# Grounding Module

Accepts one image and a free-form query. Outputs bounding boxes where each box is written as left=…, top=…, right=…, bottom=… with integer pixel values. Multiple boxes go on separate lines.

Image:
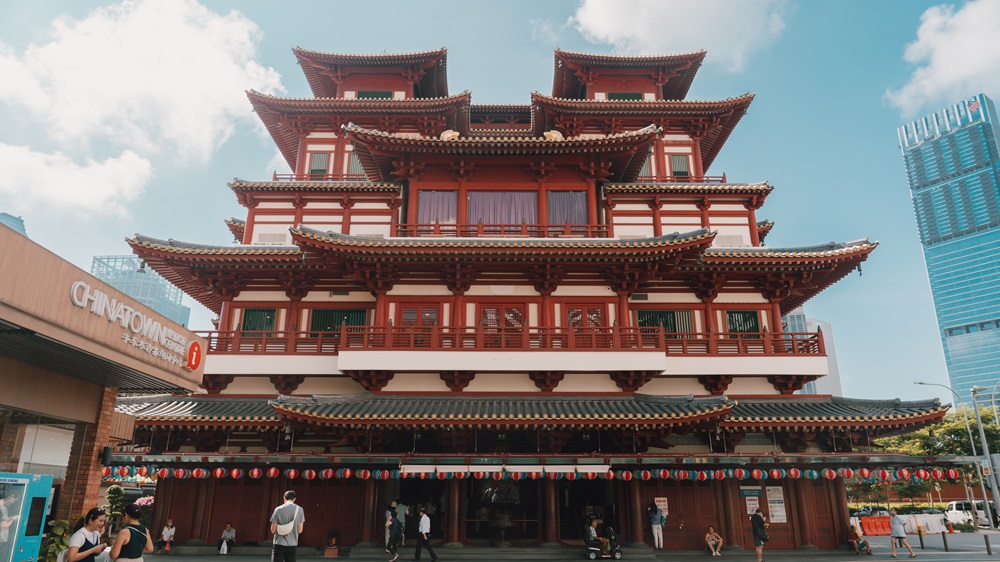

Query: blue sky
left=2, top=0, right=998, bottom=402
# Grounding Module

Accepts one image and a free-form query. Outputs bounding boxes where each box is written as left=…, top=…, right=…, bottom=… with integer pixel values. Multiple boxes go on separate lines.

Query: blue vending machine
left=0, top=473, right=54, bottom=562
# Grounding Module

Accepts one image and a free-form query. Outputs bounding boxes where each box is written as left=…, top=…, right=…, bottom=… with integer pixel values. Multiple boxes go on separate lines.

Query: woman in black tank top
left=110, top=504, right=152, bottom=561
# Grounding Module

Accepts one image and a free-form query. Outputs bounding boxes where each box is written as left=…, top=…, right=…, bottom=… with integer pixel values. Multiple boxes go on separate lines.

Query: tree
left=878, top=408, right=1000, bottom=458
left=105, top=484, right=125, bottom=530
left=892, top=479, right=933, bottom=506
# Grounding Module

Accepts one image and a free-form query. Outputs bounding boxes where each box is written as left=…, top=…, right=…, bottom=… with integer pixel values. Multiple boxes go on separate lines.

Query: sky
left=2, top=0, right=999, bottom=403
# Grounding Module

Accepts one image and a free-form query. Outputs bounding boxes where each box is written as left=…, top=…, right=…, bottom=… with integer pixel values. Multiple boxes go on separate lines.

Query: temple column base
left=540, top=542, right=562, bottom=548
left=442, top=542, right=464, bottom=548
left=798, top=544, right=818, bottom=549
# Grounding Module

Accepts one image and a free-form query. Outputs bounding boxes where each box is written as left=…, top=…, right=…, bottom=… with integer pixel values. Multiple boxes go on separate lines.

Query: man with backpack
left=270, top=491, right=304, bottom=562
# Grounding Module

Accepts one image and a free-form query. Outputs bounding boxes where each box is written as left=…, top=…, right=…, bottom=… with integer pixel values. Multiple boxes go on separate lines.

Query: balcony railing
left=271, top=172, right=369, bottom=182
left=198, top=327, right=824, bottom=356
left=635, top=174, right=728, bottom=183
left=395, top=224, right=610, bottom=238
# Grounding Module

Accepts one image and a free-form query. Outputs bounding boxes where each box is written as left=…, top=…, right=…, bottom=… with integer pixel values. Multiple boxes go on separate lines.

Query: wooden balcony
left=635, top=174, right=728, bottom=183
left=198, top=327, right=824, bottom=356
left=271, top=172, right=368, bottom=182
left=395, top=223, right=610, bottom=238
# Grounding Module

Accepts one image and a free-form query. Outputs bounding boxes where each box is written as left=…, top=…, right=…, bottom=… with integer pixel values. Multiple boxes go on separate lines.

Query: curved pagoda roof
left=531, top=91, right=754, bottom=170
left=604, top=181, right=772, bottom=196
left=552, top=48, right=706, bottom=101
left=225, top=217, right=245, bottom=242
left=343, top=123, right=661, bottom=183
left=723, top=397, right=947, bottom=436
left=271, top=393, right=733, bottom=429
left=228, top=178, right=402, bottom=207
left=293, top=46, right=448, bottom=99
left=247, top=89, right=471, bottom=170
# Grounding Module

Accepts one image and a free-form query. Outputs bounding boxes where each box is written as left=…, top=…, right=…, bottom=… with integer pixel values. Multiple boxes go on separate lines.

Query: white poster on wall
left=766, top=485, right=787, bottom=523
left=740, top=486, right=762, bottom=514
left=654, top=497, right=669, bottom=515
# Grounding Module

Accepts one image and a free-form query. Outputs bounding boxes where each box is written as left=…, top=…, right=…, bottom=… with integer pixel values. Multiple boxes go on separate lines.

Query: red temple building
left=117, top=47, right=951, bottom=552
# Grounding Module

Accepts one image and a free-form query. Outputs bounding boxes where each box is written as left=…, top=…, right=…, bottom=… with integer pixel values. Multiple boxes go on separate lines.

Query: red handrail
left=195, top=328, right=824, bottom=356
left=395, top=224, right=610, bottom=238
left=635, top=174, right=728, bottom=183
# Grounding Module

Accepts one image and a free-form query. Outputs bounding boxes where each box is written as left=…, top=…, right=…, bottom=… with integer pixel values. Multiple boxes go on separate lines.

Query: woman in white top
left=68, top=508, right=107, bottom=562
left=889, top=509, right=916, bottom=558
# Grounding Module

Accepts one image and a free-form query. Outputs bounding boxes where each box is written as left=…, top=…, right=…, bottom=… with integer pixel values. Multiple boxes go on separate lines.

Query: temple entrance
left=398, top=479, right=446, bottom=540
left=559, top=479, right=617, bottom=541
left=464, top=478, right=540, bottom=545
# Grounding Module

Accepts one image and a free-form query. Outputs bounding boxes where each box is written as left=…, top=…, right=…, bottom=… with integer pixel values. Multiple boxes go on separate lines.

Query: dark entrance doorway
left=398, top=479, right=446, bottom=541
left=559, top=479, right=617, bottom=541
left=464, top=478, right=540, bottom=545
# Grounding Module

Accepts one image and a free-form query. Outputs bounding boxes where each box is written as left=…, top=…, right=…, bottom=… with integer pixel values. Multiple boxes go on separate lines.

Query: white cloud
left=265, top=149, right=292, bottom=178
left=0, top=0, right=283, bottom=163
left=571, top=0, right=788, bottom=72
left=0, top=144, right=152, bottom=216
left=885, top=0, right=1000, bottom=116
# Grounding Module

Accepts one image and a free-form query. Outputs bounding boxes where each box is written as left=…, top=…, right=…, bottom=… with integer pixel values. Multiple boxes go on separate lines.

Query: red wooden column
left=691, top=139, right=705, bottom=177
left=793, top=480, right=817, bottom=548
left=359, top=478, right=377, bottom=544
left=650, top=199, right=663, bottom=237
left=627, top=478, right=644, bottom=546
left=242, top=200, right=258, bottom=244
left=542, top=478, right=559, bottom=544
left=720, top=479, right=743, bottom=549
left=831, top=478, right=850, bottom=548
left=445, top=477, right=462, bottom=545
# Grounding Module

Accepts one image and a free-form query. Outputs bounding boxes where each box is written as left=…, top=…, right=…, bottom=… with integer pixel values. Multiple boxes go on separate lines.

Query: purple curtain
left=417, top=191, right=458, bottom=223
left=468, top=191, right=537, bottom=224
left=547, top=191, right=587, bottom=224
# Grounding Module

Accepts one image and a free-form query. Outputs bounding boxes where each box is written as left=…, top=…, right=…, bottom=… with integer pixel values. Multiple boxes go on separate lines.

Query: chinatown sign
left=70, top=280, right=202, bottom=371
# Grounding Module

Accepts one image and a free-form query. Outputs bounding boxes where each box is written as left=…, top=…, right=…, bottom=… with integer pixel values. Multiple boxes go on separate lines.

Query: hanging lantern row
left=102, top=465, right=966, bottom=482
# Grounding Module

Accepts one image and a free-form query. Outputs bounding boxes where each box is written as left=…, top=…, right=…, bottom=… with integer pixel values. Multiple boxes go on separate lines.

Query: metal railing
left=395, top=223, right=610, bottom=238
left=197, top=327, right=824, bottom=356
left=634, top=174, right=728, bottom=183
left=271, top=172, right=369, bottom=182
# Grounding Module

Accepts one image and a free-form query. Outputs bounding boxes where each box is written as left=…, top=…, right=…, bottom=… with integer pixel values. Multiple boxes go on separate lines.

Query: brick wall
left=58, top=385, right=118, bottom=520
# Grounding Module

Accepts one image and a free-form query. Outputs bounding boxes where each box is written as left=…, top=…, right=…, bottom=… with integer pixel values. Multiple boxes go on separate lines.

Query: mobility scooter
left=585, top=526, right=623, bottom=560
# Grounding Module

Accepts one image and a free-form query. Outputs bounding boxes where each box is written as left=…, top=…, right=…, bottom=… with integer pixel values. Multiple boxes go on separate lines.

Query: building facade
left=783, top=308, right=842, bottom=396
left=118, top=47, right=951, bottom=552
left=91, top=255, right=192, bottom=327
left=898, top=93, right=1000, bottom=399
left=0, top=213, right=26, bottom=237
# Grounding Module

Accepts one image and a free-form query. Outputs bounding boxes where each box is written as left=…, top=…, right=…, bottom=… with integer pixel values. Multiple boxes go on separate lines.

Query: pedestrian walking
left=384, top=509, right=400, bottom=562
left=647, top=502, right=664, bottom=549
left=110, top=504, right=153, bottom=562
left=269, top=491, right=305, bottom=562
left=394, top=499, right=409, bottom=546
left=889, top=509, right=916, bottom=558
left=413, top=506, right=437, bottom=562
left=750, top=508, right=768, bottom=562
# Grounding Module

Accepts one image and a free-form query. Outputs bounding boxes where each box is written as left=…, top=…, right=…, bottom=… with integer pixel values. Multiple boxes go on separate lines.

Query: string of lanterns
left=102, top=466, right=963, bottom=482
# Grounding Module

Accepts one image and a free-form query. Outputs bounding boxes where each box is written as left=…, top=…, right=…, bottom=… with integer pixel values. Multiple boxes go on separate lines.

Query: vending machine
left=0, top=473, right=54, bottom=562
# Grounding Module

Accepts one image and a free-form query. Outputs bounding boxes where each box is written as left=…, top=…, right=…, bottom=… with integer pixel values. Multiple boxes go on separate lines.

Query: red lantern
left=173, top=468, right=189, bottom=479
left=604, top=470, right=616, bottom=480
left=266, top=467, right=280, bottom=478
left=713, top=470, right=726, bottom=480
left=619, top=470, right=633, bottom=481
left=858, top=467, right=872, bottom=479
left=751, top=469, right=765, bottom=481
left=657, top=469, right=670, bottom=479
left=249, top=468, right=263, bottom=479
left=675, top=470, right=689, bottom=481
left=585, top=471, right=598, bottom=480
left=284, top=469, right=299, bottom=479
left=769, top=469, right=782, bottom=480
left=822, top=469, right=837, bottom=480
left=528, top=472, right=542, bottom=480
left=876, top=469, right=891, bottom=481
left=509, top=472, right=522, bottom=481
left=838, top=468, right=854, bottom=479
left=320, top=468, right=334, bottom=479
left=695, top=471, right=708, bottom=482
left=357, top=469, right=371, bottom=480
left=930, top=469, right=945, bottom=480
left=896, top=468, right=911, bottom=481
left=102, top=467, right=112, bottom=478
left=213, top=467, right=227, bottom=479
left=787, top=468, right=801, bottom=479
left=914, top=468, right=929, bottom=480
left=118, top=467, right=130, bottom=478
left=136, top=466, right=149, bottom=477
left=230, top=469, right=244, bottom=479
left=453, top=472, right=466, bottom=479
left=157, top=468, right=172, bottom=479
left=637, top=470, right=651, bottom=481
left=946, top=468, right=960, bottom=480
left=473, top=471, right=486, bottom=480
left=734, top=468, right=748, bottom=480
left=302, top=470, right=317, bottom=480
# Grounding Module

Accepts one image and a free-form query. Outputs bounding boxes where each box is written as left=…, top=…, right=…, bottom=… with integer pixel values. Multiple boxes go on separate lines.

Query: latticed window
left=400, top=306, right=438, bottom=326
left=726, top=310, right=760, bottom=333
left=309, top=309, right=367, bottom=332
left=308, top=152, right=329, bottom=178
left=566, top=305, right=605, bottom=328
left=608, top=92, right=643, bottom=101
left=357, top=90, right=392, bottom=99
left=670, top=154, right=690, bottom=181
left=636, top=310, right=695, bottom=333
left=240, top=308, right=276, bottom=336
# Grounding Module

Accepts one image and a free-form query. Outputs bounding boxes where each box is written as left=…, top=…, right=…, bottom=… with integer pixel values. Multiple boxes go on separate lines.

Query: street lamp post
left=971, top=386, right=1000, bottom=527
left=915, top=381, right=995, bottom=528
left=990, top=380, right=1000, bottom=432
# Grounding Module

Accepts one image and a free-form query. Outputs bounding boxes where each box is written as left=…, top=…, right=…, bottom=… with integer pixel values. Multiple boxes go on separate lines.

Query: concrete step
left=345, top=544, right=656, bottom=561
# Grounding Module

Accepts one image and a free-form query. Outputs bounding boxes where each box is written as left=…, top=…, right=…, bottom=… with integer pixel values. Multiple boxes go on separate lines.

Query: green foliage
left=892, top=479, right=934, bottom=504
left=39, top=517, right=78, bottom=562
left=106, top=484, right=125, bottom=530
left=952, top=522, right=978, bottom=532
left=877, top=408, right=1000, bottom=458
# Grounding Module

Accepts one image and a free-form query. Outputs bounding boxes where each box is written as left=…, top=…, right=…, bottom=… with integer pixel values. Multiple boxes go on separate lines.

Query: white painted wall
left=205, top=354, right=339, bottom=376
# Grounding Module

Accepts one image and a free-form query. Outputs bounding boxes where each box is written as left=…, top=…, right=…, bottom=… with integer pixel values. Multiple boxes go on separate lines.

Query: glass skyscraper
left=898, top=93, right=1000, bottom=399
left=91, top=255, right=191, bottom=327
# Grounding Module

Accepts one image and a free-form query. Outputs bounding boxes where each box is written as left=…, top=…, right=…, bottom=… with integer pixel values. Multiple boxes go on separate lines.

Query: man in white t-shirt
left=155, top=520, right=175, bottom=555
